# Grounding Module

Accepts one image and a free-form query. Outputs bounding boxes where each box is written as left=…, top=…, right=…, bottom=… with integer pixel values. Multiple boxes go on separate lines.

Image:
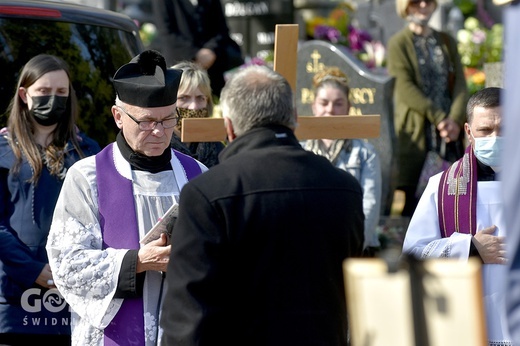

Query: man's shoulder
left=187, top=148, right=362, bottom=188
left=69, top=154, right=97, bottom=174
left=422, top=171, right=444, bottom=197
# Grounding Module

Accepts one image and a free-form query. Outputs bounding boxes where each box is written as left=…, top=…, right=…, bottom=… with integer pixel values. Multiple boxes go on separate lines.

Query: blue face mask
left=471, top=132, right=503, bottom=168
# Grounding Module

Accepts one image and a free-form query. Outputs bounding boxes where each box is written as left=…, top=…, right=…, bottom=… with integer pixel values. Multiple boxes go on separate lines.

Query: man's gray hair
left=220, top=65, right=296, bottom=136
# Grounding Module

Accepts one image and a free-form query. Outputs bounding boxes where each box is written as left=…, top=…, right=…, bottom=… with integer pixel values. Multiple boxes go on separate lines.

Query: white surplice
left=403, top=172, right=511, bottom=345
left=46, top=144, right=206, bottom=345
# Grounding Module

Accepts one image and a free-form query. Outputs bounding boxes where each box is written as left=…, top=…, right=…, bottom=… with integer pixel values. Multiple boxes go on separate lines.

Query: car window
left=0, top=18, right=142, bottom=146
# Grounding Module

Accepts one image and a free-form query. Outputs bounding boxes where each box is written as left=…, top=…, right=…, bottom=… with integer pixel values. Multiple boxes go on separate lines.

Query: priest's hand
left=137, top=233, right=171, bottom=273
left=472, top=225, right=507, bottom=264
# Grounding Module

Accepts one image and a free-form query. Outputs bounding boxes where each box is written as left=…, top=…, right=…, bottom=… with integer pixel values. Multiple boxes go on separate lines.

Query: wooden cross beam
left=181, top=115, right=380, bottom=142
left=181, top=24, right=380, bottom=142
left=273, top=24, right=299, bottom=92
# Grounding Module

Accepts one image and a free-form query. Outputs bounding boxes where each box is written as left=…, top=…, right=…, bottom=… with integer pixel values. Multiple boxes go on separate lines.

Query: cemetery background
left=159, top=0, right=503, bottom=250
left=216, top=0, right=503, bottom=250
left=60, top=0, right=505, bottom=250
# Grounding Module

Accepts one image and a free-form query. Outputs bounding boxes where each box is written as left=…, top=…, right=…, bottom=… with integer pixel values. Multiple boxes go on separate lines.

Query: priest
left=402, top=87, right=511, bottom=345
left=46, top=50, right=207, bottom=345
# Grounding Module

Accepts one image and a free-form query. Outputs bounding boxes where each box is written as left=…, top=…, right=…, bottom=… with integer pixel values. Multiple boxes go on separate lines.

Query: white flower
left=464, top=17, right=480, bottom=31
left=457, top=29, right=472, bottom=45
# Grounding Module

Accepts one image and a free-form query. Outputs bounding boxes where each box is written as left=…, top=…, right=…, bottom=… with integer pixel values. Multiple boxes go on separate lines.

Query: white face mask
left=406, top=14, right=431, bottom=26
left=470, top=131, right=503, bottom=168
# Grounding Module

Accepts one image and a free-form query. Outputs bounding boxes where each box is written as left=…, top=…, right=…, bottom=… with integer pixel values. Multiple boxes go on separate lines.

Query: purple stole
left=95, top=143, right=202, bottom=345
left=437, top=145, right=478, bottom=238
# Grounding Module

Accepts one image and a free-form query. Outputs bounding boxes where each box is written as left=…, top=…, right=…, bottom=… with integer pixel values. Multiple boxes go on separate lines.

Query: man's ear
left=224, top=117, right=236, bottom=142
left=464, top=122, right=474, bottom=147
left=112, top=106, right=123, bottom=129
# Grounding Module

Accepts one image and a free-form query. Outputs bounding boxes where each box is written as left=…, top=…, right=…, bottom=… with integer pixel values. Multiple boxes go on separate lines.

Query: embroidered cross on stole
left=437, top=145, right=478, bottom=238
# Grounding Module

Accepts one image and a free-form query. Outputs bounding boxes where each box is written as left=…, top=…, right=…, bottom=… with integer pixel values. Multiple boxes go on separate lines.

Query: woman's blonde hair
left=395, top=0, right=437, bottom=18
left=171, top=61, right=214, bottom=116
left=312, top=66, right=350, bottom=100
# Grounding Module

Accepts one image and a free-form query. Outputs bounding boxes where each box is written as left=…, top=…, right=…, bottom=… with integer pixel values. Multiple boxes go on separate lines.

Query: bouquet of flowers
left=306, top=3, right=386, bottom=70
left=351, top=27, right=386, bottom=70
left=306, top=2, right=354, bottom=46
left=457, top=16, right=503, bottom=94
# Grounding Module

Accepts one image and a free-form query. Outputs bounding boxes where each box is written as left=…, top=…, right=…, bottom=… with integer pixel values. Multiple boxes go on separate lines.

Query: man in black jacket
left=160, top=65, right=365, bottom=346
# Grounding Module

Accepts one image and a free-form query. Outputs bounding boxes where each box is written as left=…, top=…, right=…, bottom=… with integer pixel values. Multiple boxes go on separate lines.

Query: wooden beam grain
left=181, top=115, right=380, bottom=142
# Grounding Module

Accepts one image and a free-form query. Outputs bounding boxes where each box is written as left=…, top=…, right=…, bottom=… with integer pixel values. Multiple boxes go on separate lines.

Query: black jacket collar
left=218, top=125, right=298, bottom=163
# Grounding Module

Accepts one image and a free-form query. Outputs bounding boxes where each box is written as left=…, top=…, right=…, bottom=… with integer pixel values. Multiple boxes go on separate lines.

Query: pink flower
left=362, top=41, right=386, bottom=68
left=471, top=29, right=486, bottom=44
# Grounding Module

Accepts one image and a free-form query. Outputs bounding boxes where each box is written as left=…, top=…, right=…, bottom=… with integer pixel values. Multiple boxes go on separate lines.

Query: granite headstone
left=484, top=62, right=503, bottom=88
left=297, top=40, right=396, bottom=216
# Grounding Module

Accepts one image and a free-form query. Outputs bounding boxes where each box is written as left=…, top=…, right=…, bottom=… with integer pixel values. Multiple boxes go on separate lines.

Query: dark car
left=119, top=0, right=154, bottom=27
left=0, top=0, right=144, bottom=146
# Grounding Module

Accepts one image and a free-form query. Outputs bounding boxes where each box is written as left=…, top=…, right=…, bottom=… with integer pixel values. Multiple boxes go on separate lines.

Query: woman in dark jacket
left=0, top=54, right=100, bottom=345
left=387, top=0, right=468, bottom=216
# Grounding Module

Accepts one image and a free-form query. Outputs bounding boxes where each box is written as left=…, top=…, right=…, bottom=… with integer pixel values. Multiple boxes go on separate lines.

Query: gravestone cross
left=181, top=24, right=381, bottom=142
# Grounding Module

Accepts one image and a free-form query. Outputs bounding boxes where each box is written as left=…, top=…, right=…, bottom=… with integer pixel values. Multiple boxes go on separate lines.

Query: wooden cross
left=181, top=24, right=380, bottom=142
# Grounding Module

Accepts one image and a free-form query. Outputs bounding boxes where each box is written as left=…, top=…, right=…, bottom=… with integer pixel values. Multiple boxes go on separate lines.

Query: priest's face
left=112, top=102, right=178, bottom=156
left=464, top=105, right=502, bottom=147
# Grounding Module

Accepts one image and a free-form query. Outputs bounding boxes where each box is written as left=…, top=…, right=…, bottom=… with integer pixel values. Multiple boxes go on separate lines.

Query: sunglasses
left=409, top=0, right=434, bottom=5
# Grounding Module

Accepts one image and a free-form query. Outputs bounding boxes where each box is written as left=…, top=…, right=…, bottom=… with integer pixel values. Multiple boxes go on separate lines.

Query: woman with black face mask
left=387, top=0, right=468, bottom=217
left=0, top=54, right=100, bottom=345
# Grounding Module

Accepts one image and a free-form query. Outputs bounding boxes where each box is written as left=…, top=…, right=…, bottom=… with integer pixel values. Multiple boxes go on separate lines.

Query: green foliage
left=454, top=0, right=476, bottom=16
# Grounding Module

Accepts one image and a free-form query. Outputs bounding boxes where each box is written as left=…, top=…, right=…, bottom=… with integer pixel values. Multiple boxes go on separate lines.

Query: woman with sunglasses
left=387, top=0, right=468, bottom=217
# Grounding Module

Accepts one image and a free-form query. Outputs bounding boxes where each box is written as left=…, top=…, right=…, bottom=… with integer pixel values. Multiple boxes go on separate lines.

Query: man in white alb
left=402, top=87, right=511, bottom=345
left=46, top=50, right=207, bottom=346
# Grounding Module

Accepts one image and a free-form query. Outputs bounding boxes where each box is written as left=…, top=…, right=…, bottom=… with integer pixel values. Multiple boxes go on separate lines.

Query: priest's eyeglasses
left=118, top=106, right=179, bottom=131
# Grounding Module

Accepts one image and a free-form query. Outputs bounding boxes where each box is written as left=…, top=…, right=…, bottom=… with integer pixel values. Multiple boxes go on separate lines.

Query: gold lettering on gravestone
left=350, top=88, right=376, bottom=104
left=306, top=50, right=325, bottom=74
left=300, top=50, right=377, bottom=115
left=301, top=88, right=375, bottom=108
left=301, top=88, right=314, bottom=104
left=349, top=106, right=363, bottom=115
